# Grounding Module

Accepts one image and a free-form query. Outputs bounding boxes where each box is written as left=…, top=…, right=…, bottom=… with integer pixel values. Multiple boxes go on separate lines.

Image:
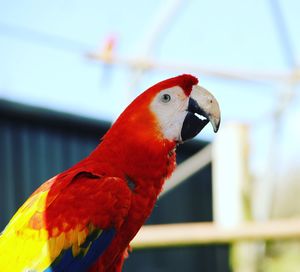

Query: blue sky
left=0, top=0, right=300, bottom=173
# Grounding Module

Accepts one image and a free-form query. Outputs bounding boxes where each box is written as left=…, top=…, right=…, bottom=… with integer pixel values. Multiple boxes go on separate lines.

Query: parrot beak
left=181, top=85, right=221, bottom=141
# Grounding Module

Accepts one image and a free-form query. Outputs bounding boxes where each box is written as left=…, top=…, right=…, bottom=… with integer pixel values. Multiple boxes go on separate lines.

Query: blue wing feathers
left=44, top=228, right=115, bottom=272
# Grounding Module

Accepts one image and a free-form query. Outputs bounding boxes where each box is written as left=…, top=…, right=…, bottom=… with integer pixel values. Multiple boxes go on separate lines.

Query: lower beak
left=181, top=85, right=221, bottom=141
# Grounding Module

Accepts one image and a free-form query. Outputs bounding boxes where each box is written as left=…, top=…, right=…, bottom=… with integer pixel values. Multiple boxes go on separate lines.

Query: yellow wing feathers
left=0, top=177, right=95, bottom=272
left=0, top=188, right=50, bottom=271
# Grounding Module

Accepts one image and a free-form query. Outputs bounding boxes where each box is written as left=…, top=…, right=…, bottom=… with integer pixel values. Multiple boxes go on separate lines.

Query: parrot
left=0, top=74, right=220, bottom=272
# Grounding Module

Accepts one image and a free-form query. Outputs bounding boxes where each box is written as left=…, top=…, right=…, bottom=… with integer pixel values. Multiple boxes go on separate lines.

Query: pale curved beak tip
left=211, top=116, right=221, bottom=133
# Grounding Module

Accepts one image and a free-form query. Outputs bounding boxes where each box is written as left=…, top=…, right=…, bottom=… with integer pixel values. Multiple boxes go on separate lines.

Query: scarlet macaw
left=0, top=74, right=220, bottom=271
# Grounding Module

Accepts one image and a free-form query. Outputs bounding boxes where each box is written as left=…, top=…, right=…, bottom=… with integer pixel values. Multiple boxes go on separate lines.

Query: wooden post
left=212, top=123, right=249, bottom=227
left=212, top=123, right=257, bottom=272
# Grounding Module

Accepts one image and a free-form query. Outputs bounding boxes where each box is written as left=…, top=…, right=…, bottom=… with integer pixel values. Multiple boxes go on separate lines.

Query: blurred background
left=1, top=0, right=300, bottom=271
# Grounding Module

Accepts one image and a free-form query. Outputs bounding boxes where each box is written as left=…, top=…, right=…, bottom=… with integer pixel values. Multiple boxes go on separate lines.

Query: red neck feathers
left=90, top=103, right=176, bottom=190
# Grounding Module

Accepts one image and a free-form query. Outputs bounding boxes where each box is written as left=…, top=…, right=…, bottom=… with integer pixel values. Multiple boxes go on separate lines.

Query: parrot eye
left=160, top=93, right=171, bottom=103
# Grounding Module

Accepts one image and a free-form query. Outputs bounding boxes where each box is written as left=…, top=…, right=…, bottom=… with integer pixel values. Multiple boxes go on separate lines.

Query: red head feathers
left=146, top=74, right=198, bottom=97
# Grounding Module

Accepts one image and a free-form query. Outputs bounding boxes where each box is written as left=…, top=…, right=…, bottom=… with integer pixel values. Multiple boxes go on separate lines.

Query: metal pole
left=128, top=0, right=186, bottom=93
left=87, top=53, right=297, bottom=83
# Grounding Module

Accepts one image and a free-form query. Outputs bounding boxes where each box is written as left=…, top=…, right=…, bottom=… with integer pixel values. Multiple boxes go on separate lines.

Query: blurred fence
left=0, top=99, right=230, bottom=272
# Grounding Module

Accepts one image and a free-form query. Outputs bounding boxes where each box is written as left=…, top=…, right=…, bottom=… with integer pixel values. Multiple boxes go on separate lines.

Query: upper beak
left=181, top=85, right=221, bottom=141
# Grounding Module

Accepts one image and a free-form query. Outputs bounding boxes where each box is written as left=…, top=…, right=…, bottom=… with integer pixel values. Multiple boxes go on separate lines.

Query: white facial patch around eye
left=150, top=86, right=189, bottom=141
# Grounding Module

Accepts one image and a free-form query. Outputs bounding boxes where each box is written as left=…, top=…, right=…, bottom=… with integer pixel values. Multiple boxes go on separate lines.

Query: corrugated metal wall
left=0, top=99, right=230, bottom=272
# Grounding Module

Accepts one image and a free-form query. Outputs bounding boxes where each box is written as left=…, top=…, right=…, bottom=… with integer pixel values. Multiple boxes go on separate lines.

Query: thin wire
left=0, top=22, right=92, bottom=53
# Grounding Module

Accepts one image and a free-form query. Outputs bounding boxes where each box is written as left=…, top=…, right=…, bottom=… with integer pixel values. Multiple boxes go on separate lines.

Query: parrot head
left=149, top=74, right=220, bottom=142
left=109, top=74, right=220, bottom=145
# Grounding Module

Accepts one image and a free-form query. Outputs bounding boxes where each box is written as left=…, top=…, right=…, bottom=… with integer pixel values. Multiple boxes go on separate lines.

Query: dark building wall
left=0, top=99, right=229, bottom=272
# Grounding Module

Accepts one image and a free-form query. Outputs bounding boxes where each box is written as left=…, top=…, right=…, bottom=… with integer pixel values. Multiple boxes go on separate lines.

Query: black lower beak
left=181, top=98, right=210, bottom=142
left=181, top=112, right=209, bottom=142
